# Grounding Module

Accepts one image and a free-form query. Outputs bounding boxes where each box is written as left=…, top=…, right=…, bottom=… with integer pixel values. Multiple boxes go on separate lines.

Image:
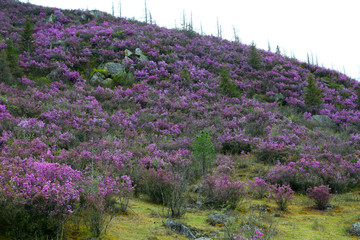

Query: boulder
left=135, top=48, right=143, bottom=56
left=101, top=78, right=113, bottom=88
left=207, top=213, right=230, bottom=226
left=104, top=62, right=125, bottom=77
left=124, top=49, right=133, bottom=57
left=350, top=222, right=360, bottom=236
left=196, top=238, right=213, bottom=240
left=89, top=10, right=104, bottom=19
left=90, top=72, right=106, bottom=85
left=46, top=14, right=57, bottom=24
left=312, top=115, right=334, bottom=127
left=139, top=54, right=149, bottom=62
left=51, top=40, right=69, bottom=50
left=165, top=218, right=196, bottom=239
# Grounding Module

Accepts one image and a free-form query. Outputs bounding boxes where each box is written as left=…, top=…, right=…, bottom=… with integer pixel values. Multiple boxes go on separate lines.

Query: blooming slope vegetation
left=1, top=0, right=360, bottom=239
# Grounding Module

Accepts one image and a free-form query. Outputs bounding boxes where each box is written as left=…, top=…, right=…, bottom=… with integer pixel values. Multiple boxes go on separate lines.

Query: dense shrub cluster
left=0, top=0, right=359, bottom=238
left=306, top=185, right=333, bottom=210
left=202, top=168, right=246, bottom=209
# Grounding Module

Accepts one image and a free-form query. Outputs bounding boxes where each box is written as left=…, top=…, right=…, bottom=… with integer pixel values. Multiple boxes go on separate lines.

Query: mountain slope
left=1, top=0, right=360, bottom=239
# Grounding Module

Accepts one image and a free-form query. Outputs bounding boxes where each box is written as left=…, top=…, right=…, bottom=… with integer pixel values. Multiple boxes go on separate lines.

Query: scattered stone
left=209, top=233, right=219, bottom=238
left=104, top=62, right=125, bottom=77
left=135, top=48, right=143, bottom=56
left=193, top=184, right=202, bottom=193
left=90, top=71, right=106, bottom=85
left=89, top=10, right=104, bottom=19
left=207, top=213, right=230, bottom=226
left=350, top=222, right=360, bottom=236
left=165, top=218, right=196, bottom=239
left=196, top=238, right=213, bottom=240
left=125, top=49, right=133, bottom=57
left=101, top=78, right=113, bottom=88
left=46, top=14, right=57, bottom=24
left=51, top=40, right=69, bottom=50
left=312, top=115, right=334, bottom=127
left=139, top=54, right=149, bottom=62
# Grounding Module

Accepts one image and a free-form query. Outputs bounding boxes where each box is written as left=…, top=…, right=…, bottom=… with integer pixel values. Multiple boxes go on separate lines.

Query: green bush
left=5, top=39, right=22, bottom=79
left=92, top=68, right=108, bottom=77
left=247, top=42, right=262, bottom=70
left=20, top=18, right=34, bottom=53
left=192, top=130, right=216, bottom=175
left=304, top=75, right=323, bottom=112
left=0, top=50, right=15, bottom=85
left=112, top=71, right=135, bottom=89
left=219, top=66, right=241, bottom=99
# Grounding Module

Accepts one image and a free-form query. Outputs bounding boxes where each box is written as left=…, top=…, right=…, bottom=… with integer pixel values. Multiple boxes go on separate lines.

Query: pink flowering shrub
left=269, top=184, right=295, bottom=211
left=0, top=157, right=82, bottom=239
left=1, top=0, right=360, bottom=238
left=81, top=174, right=134, bottom=238
left=255, top=141, right=289, bottom=164
left=267, top=153, right=360, bottom=193
left=233, top=230, right=264, bottom=240
left=247, top=177, right=270, bottom=199
left=306, top=185, right=332, bottom=210
left=202, top=173, right=246, bottom=209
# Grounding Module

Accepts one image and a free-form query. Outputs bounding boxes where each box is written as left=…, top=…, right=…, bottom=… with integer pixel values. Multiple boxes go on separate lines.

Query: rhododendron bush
left=1, top=0, right=360, bottom=238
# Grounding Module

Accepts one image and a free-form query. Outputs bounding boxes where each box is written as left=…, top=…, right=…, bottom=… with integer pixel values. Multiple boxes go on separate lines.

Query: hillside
left=1, top=0, right=360, bottom=239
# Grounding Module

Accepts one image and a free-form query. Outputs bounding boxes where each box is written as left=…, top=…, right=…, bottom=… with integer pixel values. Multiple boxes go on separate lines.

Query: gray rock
left=312, top=115, right=334, bottom=127
left=196, top=238, right=213, bottom=240
left=104, top=62, right=125, bottom=77
left=135, top=48, right=143, bottom=56
left=101, top=78, right=113, bottom=88
left=51, top=40, right=69, bottom=50
left=193, top=184, right=202, bottom=193
left=47, top=14, right=57, bottom=24
left=209, top=233, right=219, bottom=238
left=139, top=54, right=149, bottom=62
left=124, top=49, right=133, bottom=57
left=89, top=10, right=104, bottom=19
left=207, top=213, right=230, bottom=226
left=350, top=222, right=360, bottom=236
left=90, top=72, right=106, bottom=85
left=165, top=218, right=196, bottom=239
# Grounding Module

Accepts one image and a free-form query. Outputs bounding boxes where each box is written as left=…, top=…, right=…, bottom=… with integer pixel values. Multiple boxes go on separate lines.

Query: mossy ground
left=62, top=194, right=360, bottom=239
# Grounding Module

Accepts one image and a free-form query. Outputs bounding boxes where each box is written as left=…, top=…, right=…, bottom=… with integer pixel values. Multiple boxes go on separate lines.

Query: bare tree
left=181, top=10, right=186, bottom=30
left=307, top=52, right=310, bottom=64
left=112, top=1, right=114, bottom=16
left=149, top=11, right=153, bottom=24
left=144, top=0, right=148, bottom=23
left=267, top=40, right=271, bottom=52
left=189, top=11, right=193, bottom=31
left=200, top=22, right=204, bottom=35
left=311, top=52, right=314, bottom=65
left=217, top=17, right=222, bottom=38
left=276, top=45, right=281, bottom=55
left=118, top=0, right=122, bottom=18
left=233, top=25, right=240, bottom=42
left=291, top=50, right=296, bottom=59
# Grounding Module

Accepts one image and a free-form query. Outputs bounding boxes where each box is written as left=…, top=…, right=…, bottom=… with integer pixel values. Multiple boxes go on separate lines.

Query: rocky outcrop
left=206, top=213, right=230, bottom=226
left=104, top=62, right=124, bottom=77
left=165, top=219, right=196, bottom=239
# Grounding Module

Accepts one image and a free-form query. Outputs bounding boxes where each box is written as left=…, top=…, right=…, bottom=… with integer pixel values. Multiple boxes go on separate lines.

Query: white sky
left=21, top=0, right=360, bottom=80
